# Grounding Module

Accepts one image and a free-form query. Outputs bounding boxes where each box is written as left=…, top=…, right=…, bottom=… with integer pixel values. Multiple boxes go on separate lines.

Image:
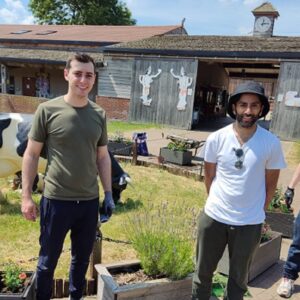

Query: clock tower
left=252, top=2, right=279, bottom=37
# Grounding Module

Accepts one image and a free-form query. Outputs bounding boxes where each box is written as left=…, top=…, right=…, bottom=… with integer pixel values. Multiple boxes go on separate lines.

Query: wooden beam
left=229, top=72, right=278, bottom=79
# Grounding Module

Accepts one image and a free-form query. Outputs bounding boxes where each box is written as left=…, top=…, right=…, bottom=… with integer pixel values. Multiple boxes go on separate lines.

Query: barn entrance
left=192, top=60, right=279, bottom=129
left=128, top=57, right=280, bottom=130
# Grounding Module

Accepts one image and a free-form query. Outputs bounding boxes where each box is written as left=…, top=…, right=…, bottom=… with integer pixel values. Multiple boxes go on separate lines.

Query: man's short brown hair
left=65, top=53, right=96, bottom=72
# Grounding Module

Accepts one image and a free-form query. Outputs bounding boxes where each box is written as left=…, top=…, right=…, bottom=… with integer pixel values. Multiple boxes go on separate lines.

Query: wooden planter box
left=0, top=272, right=36, bottom=300
left=95, top=260, right=192, bottom=300
left=159, top=147, right=192, bottom=166
left=265, top=211, right=294, bottom=238
left=217, top=231, right=282, bottom=282
left=108, top=141, right=133, bottom=156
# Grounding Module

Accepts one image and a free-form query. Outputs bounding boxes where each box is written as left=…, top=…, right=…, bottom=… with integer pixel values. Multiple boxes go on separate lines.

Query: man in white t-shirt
left=192, top=81, right=286, bottom=300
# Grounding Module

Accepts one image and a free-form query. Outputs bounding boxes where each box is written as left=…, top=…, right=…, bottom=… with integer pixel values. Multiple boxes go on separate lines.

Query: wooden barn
left=0, top=2, right=300, bottom=140
left=97, top=2, right=300, bottom=140
left=0, top=24, right=186, bottom=99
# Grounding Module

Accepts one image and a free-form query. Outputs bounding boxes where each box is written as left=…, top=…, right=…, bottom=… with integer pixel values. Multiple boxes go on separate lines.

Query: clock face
left=255, top=16, right=272, bottom=32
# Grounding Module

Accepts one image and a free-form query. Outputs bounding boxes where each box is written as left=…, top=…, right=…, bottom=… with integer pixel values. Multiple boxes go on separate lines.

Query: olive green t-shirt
left=29, top=96, right=108, bottom=200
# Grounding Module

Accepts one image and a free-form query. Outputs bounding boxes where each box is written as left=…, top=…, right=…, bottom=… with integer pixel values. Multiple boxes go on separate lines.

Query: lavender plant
left=124, top=201, right=198, bottom=280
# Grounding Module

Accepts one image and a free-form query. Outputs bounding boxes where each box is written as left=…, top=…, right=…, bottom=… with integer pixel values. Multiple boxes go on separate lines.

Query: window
left=11, top=30, right=32, bottom=34
left=36, top=30, right=57, bottom=35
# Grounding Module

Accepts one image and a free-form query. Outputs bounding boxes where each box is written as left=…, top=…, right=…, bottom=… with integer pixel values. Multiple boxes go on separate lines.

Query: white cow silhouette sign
left=139, top=66, right=161, bottom=106
left=170, top=67, right=193, bottom=111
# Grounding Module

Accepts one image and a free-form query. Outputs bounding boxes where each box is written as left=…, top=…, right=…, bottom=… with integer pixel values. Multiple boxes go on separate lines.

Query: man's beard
left=236, top=113, right=260, bottom=128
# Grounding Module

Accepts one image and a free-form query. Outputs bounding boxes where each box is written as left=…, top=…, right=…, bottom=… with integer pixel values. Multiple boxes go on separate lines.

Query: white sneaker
left=277, top=278, right=294, bottom=298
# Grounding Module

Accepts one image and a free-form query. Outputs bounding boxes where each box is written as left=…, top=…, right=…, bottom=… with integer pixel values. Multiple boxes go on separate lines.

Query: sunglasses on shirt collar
left=233, top=148, right=244, bottom=169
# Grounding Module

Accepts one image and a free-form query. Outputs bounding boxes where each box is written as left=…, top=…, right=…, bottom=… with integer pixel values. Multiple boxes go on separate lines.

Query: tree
left=29, top=0, right=136, bottom=25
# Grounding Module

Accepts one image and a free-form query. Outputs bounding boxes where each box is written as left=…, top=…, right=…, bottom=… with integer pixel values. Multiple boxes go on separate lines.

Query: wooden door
left=22, top=77, right=36, bottom=96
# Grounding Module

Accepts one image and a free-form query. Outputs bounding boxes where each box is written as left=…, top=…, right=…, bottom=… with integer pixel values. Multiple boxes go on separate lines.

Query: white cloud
left=218, top=0, right=238, bottom=3
left=0, top=0, right=34, bottom=24
left=0, top=0, right=295, bottom=36
left=121, top=0, right=300, bottom=36
left=243, top=0, right=261, bottom=5
left=4, top=0, right=24, bottom=10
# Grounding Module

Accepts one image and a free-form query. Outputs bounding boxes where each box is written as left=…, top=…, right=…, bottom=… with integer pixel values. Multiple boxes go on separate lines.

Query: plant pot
left=108, top=141, right=133, bottom=156
left=95, top=260, right=192, bottom=300
left=159, top=147, right=192, bottom=166
left=217, top=231, right=282, bottom=282
left=265, top=211, right=294, bottom=238
left=0, top=271, right=36, bottom=300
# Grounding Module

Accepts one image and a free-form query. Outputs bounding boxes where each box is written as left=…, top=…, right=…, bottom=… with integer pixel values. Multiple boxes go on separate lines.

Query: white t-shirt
left=204, top=124, right=286, bottom=225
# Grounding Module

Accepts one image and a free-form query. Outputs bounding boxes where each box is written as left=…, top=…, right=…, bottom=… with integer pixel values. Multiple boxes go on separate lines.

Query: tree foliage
left=29, top=0, right=136, bottom=25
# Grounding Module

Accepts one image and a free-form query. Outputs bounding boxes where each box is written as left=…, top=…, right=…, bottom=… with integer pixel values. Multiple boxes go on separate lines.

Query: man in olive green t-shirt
left=21, top=53, right=114, bottom=300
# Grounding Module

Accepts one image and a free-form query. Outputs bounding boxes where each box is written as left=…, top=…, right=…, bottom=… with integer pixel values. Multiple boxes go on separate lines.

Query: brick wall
left=0, top=94, right=130, bottom=119
left=96, top=96, right=130, bottom=120
left=0, top=94, right=47, bottom=113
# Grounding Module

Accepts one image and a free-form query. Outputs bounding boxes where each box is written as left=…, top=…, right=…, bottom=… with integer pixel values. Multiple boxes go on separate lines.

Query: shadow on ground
left=248, top=260, right=284, bottom=289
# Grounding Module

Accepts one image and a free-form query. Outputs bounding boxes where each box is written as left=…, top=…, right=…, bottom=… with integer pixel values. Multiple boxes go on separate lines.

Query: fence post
left=132, top=140, right=138, bottom=165
left=87, top=227, right=102, bottom=280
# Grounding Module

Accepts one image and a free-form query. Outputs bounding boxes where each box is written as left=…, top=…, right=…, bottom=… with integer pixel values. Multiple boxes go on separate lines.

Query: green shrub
left=260, top=222, right=272, bottom=243
left=108, top=131, right=133, bottom=144
left=267, top=187, right=291, bottom=213
left=1, top=261, right=27, bottom=292
left=167, top=141, right=189, bottom=152
left=124, top=201, right=197, bottom=280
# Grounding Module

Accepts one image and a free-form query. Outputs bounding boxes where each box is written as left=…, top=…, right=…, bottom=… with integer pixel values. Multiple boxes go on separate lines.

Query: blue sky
left=0, top=0, right=299, bottom=36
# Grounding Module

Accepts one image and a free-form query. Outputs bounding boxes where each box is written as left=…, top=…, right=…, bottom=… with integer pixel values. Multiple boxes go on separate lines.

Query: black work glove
left=103, top=191, right=115, bottom=217
left=284, top=187, right=295, bottom=208
left=99, top=191, right=115, bottom=224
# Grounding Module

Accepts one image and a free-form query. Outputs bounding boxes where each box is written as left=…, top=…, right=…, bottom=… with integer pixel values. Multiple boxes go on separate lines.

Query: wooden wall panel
left=129, top=58, right=198, bottom=129
left=270, top=62, right=300, bottom=140
left=98, top=58, right=133, bottom=99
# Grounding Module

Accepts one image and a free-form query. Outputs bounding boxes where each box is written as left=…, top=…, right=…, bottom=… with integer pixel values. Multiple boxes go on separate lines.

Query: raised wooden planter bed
left=108, top=141, right=133, bottom=156
left=95, top=260, right=192, bottom=300
left=159, top=147, right=192, bottom=166
left=217, top=231, right=282, bottom=282
left=265, top=211, right=294, bottom=238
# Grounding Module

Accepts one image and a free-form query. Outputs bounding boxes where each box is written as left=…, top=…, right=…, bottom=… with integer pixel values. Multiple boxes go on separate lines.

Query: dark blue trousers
left=284, top=211, right=300, bottom=280
left=36, top=196, right=99, bottom=300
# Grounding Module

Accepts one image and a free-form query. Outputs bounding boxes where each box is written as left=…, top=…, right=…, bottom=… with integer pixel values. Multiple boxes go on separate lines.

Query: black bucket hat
left=227, top=81, right=270, bottom=119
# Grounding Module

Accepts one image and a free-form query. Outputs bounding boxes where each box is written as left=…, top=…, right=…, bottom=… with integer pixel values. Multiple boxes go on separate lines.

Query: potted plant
left=95, top=201, right=197, bottom=300
left=0, top=261, right=36, bottom=300
left=108, top=132, right=133, bottom=156
left=217, top=223, right=282, bottom=282
left=160, top=140, right=192, bottom=166
left=265, top=187, right=294, bottom=238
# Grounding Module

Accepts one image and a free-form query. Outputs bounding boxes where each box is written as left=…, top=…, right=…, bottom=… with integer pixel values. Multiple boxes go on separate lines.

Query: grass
left=285, top=140, right=300, bottom=165
left=1, top=118, right=297, bottom=281
left=0, top=163, right=205, bottom=279
left=271, top=140, right=300, bottom=197
left=0, top=120, right=169, bottom=278
left=107, top=120, right=164, bottom=134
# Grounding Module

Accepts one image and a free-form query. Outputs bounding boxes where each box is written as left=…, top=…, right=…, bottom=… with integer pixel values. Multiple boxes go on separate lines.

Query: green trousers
left=192, top=212, right=262, bottom=300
